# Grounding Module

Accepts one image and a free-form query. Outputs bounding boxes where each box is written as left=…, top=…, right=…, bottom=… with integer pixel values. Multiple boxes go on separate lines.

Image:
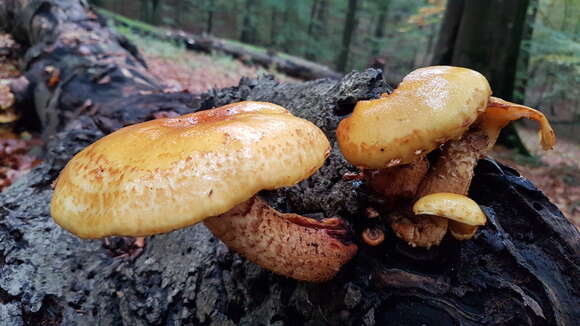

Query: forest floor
left=1, top=31, right=578, bottom=229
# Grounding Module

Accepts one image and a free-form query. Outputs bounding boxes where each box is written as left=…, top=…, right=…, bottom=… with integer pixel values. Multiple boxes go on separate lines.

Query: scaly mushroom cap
left=337, top=66, right=491, bottom=169
left=51, top=101, right=331, bottom=239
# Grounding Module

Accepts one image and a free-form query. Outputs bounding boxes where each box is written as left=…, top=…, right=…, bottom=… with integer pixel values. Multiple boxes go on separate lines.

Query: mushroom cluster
left=51, top=101, right=357, bottom=282
left=337, top=66, right=556, bottom=248
left=51, top=66, right=557, bottom=281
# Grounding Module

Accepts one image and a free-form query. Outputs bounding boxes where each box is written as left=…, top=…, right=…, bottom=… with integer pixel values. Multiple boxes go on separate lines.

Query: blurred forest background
left=1, top=0, right=579, bottom=226
left=93, top=0, right=580, bottom=140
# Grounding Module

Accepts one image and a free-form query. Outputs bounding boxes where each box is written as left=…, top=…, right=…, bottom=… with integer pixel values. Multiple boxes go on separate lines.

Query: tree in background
left=305, top=0, right=329, bottom=61
left=432, top=0, right=531, bottom=153
left=90, top=0, right=579, bottom=141
left=336, top=0, right=360, bottom=72
left=240, top=0, right=257, bottom=43
left=139, top=0, right=161, bottom=26
left=433, top=0, right=529, bottom=99
left=370, top=0, right=391, bottom=57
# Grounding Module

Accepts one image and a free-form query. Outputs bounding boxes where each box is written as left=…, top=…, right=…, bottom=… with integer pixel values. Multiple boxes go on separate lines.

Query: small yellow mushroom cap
left=337, top=66, right=491, bottom=168
left=51, top=101, right=331, bottom=239
left=413, top=193, right=486, bottom=226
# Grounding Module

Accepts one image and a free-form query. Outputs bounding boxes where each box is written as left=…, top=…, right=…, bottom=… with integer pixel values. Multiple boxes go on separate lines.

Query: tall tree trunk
left=431, top=0, right=465, bottom=66
left=451, top=0, right=529, bottom=99
left=139, top=0, right=150, bottom=23
left=371, top=0, right=390, bottom=57
left=432, top=0, right=531, bottom=154
left=307, top=0, right=321, bottom=37
left=240, top=0, right=256, bottom=44
left=0, top=1, right=578, bottom=325
left=305, top=0, right=321, bottom=59
left=151, top=0, right=160, bottom=25
left=269, top=8, right=278, bottom=47
left=305, top=0, right=329, bottom=61
left=336, top=0, right=360, bottom=72
left=515, top=0, right=539, bottom=103
left=206, top=0, right=215, bottom=34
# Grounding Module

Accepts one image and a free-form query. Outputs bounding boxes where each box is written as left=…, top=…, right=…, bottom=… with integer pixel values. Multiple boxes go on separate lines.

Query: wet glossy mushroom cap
left=413, top=193, right=486, bottom=226
left=337, top=66, right=491, bottom=169
left=51, top=101, right=331, bottom=239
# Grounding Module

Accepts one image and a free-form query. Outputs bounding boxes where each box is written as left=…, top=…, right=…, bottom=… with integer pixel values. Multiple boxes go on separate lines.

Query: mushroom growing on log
left=2, top=0, right=578, bottom=324
left=51, top=101, right=357, bottom=282
left=337, top=66, right=556, bottom=247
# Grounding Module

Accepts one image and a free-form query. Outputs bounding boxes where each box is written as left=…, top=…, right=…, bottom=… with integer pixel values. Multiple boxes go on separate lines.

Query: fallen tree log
left=0, top=0, right=578, bottom=325
left=97, top=8, right=343, bottom=82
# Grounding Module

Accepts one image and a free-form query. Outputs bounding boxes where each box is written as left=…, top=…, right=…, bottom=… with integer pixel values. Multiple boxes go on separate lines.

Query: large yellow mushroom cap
left=337, top=66, right=491, bottom=168
left=51, top=101, right=331, bottom=239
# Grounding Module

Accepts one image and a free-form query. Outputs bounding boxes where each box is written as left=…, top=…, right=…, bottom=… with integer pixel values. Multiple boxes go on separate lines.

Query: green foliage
left=94, top=0, right=579, bottom=135
left=519, top=0, right=580, bottom=132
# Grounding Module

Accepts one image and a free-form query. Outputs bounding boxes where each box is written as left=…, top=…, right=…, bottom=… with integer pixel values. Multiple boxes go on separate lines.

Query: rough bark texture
left=1, top=1, right=579, bottom=326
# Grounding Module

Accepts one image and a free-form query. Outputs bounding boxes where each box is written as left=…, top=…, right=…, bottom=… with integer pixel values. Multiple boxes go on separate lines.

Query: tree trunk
left=305, top=0, right=329, bottom=61
left=515, top=0, right=539, bottom=103
left=1, top=1, right=579, bottom=325
left=371, top=0, right=390, bottom=57
left=206, top=0, right=215, bottom=35
left=452, top=0, right=529, bottom=99
left=336, top=0, right=360, bottom=72
left=270, top=7, right=278, bottom=47
left=151, top=0, right=160, bottom=26
left=432, top=0, right=531, bottom=154
left=240, top=0, right=256, bottom=44
left=307, top=0, right=320, bottom=37
left=431, top=0, right=464, bottom=66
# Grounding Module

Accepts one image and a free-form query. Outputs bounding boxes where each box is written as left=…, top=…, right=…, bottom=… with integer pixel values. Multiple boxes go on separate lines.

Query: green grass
left=96, top=8, right=163, bottom=35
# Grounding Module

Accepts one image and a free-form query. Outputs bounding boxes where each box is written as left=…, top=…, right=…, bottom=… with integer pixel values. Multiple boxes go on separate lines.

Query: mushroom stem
left=134, top=237, right=145, bottom=248
left=411, top=97, right=556, bottom=241
left=365, top=157, right=429, bottom=210
left=416, top=130, right=488, bottom=198
left=203, top=196, right=358, bottom=282
left=415, top=130, right=489, bottom=241
left=390, top=130, right=488, bottom=246
left=390, top=210, right=448, bottom=248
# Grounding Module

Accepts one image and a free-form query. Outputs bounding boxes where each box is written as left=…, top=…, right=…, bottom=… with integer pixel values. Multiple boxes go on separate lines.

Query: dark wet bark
left=0, top=0, right=579, bottom=325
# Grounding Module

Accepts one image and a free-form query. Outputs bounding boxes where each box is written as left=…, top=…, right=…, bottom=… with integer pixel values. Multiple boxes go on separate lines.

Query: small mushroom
left=413, top=193, right=486, bottom=240
left=362, top=227, right=385, bottom=246
left=51, top=101, right=357, bottom=282
left=337, top=66, right=556, bottom=247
